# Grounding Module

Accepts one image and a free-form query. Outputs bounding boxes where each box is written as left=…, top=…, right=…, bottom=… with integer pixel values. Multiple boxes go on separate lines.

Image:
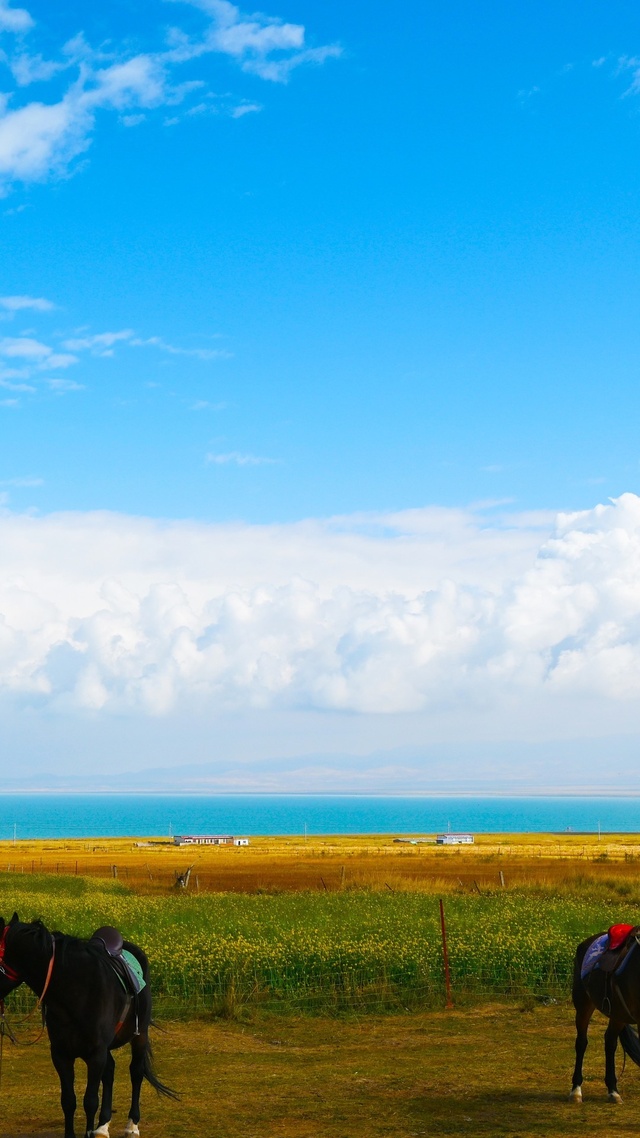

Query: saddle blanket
left=112, top=951, right=148, bottom=996
left=581, top=924, right=636, bottom=981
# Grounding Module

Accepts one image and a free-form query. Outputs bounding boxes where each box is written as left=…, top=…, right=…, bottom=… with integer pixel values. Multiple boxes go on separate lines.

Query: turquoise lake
left=1, top=794, right=640, bottom=840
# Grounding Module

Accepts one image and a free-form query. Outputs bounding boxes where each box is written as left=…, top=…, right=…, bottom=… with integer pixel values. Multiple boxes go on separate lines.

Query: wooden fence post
left=439, top=898, right=454, bottom=1009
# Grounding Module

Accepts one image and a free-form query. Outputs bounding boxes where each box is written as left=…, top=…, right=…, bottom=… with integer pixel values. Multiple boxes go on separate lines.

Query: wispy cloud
left=62, top=329, right=135, bottom=355
left=0, top=298, right=228, bottom=401
left=0, top=475, right=43, bottom=486
left=0, top=0, right=32, bottom=33
left=46, top=378, right=85, bottom=393
left=191, top=399, right=227, bottom=410
left=130, top=335, right=230, bottom=360
left=0, top=294, right=55, bottom=313
left=206, top=450, right=278, bottom=465
left=0, top=0, right=340, bottom=193
left=0, top=336, right=77, bottom=369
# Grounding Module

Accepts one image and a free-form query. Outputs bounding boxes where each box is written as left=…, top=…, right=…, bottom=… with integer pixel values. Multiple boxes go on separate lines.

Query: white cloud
left=62, top=329, right=134, bottom=354
left=0, top=335, right=51, bottom=359
left=60, top=328, right=228, bottom=360
left=0, top=0, right=339, bottom=192
left=170, top=0, right=341, bottom=82
left=0, top=294, right=55, bottom=312
left=0, top=336, right=77, bottom=370
left=231, top=102, right=262, bottom=118
left=46, top=378, right=84, bottom=393
left=0, top=0, right=32, bottom=33
left=206, top=450, right=277, bottom=465
left=0, top=494, right=640, bottom=721
left=130, top=335, right=230, bottom=359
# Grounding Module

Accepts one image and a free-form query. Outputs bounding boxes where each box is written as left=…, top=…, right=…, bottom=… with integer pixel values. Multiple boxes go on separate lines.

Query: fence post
left=439, top=898, right=454, bottom=1009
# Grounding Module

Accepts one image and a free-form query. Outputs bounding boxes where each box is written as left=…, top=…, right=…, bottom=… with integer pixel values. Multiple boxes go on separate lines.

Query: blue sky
left=2, top=0, right=640, bottom=520
left=3, top=0, right=640, bottom=788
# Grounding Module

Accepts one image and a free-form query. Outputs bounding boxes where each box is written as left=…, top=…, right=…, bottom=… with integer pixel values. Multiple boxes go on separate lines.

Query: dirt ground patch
left=0, top=1002, right=637, bottom=1137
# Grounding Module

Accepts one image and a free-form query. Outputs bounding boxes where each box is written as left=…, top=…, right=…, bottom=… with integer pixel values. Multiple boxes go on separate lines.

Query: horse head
left=0, top=912, right=23, bottom=995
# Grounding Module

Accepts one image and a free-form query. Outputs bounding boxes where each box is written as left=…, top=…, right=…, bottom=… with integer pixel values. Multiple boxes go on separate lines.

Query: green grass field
left=1, top=870, right=638, bottom=1014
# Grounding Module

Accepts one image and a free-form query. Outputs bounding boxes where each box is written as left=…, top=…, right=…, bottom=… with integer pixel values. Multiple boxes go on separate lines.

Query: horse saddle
left=90, top=926, right=146, bottom=995
left=583, top=925, right=640, bottom=981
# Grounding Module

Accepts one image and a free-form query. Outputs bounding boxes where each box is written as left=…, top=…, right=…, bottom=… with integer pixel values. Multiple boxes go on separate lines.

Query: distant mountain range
left=2, top=737, right=640, bottom=794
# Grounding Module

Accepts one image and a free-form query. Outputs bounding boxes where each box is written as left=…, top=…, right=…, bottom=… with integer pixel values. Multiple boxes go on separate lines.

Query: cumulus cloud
left=0, top=495, right=640, bottom=719
left=0, top=0, right=340, bottom=192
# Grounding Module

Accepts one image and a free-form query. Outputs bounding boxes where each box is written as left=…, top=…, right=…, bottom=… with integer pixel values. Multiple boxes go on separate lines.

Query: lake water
left=1, top=794, right=640, bottom=840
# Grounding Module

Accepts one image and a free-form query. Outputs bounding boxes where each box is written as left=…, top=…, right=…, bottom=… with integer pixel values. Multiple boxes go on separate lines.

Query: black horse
left=570, top=927, right=640, bottom=1103
left=0, top=913, right=176, bottom=1138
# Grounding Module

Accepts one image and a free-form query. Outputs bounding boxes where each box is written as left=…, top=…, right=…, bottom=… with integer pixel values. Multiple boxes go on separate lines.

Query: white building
left=435, top=833, right=474, bottom=845
left=173, top=835, right=249, bottom=847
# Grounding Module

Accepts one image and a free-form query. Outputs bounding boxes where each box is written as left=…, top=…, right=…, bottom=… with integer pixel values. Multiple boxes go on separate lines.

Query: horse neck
left=11, top=929, right=52, bottom=996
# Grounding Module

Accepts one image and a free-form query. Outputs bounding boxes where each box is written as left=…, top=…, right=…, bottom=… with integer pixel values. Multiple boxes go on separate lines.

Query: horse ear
left=9, top=912, right=19, bottom=925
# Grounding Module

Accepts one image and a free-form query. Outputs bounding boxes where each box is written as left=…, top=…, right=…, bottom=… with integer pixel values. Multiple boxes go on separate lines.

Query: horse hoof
left=568, top=1087, right=582, bottom=1102
left=608, top=1091, right=623, bottom=1104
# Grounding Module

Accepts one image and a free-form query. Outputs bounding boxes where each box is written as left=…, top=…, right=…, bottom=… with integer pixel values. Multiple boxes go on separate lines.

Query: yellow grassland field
left=2, top=830, right=640, bottom=893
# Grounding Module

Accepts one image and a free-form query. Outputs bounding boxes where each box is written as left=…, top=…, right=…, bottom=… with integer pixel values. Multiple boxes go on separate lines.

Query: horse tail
left=143, top=1039, right=180, bottom=1099
left=620, top=1025, right=640, bottom=1068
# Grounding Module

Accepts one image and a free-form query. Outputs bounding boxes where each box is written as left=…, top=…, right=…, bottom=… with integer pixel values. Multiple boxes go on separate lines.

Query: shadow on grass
left=408, top=1087, right=631, bottom=1135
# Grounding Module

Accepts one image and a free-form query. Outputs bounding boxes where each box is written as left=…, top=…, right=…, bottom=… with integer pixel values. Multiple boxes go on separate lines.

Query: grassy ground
left=1, top=837, right=639, bottom=1134
left=0, top=1002, right=637, bottom=1138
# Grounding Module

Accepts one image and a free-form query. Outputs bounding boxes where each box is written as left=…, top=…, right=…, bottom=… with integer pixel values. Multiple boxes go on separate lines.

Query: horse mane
left=14, top=920, right=114, bottom=977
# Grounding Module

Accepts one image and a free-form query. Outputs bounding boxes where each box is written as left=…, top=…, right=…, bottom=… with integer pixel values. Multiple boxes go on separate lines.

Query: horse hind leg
left=604, top=1019, right=625, bottom=1103
left=569, top=987, right=594, bottom=1101
left=125, top=1034, right=147, bottom=1137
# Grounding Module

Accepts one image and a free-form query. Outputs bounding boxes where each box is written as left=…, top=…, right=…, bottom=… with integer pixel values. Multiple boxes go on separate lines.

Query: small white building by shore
left=435, top=833, right=474, bottom=845
left=173, top=835, right=249, bottom=847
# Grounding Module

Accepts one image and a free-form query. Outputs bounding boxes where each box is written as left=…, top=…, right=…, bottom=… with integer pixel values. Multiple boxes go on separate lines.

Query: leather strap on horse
left=37, top=937, right=55, bottom=1007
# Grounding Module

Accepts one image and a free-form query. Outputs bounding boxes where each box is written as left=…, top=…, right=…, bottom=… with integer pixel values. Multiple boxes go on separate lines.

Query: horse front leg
left=82, top=1049, right=109, bottom=1138
left=604, top=1019, right=624, bottom=1103
left=50, top=1046, right=77, bottom=1138
left=570, top=989, right=594, bottom=1100
left=93, top=1051, right=116, bottom=1137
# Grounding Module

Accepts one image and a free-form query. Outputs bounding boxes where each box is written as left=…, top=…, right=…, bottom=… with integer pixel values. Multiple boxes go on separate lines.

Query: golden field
left=2, top=830, right=640, bottom=894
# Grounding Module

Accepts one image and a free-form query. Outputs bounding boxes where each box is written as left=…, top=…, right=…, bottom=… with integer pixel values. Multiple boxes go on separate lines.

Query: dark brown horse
left=0, top=913, right=177, bottom=1138
left=570, top=928, right=640, bottom=1103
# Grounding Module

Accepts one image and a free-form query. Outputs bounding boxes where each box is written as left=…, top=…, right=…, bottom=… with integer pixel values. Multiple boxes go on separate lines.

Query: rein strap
left=37, top=937, right=55, bottom=1006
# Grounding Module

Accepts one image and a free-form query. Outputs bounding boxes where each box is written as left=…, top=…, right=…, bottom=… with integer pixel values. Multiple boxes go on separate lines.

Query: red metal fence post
left=439, top=898, right=454, bottom=1009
